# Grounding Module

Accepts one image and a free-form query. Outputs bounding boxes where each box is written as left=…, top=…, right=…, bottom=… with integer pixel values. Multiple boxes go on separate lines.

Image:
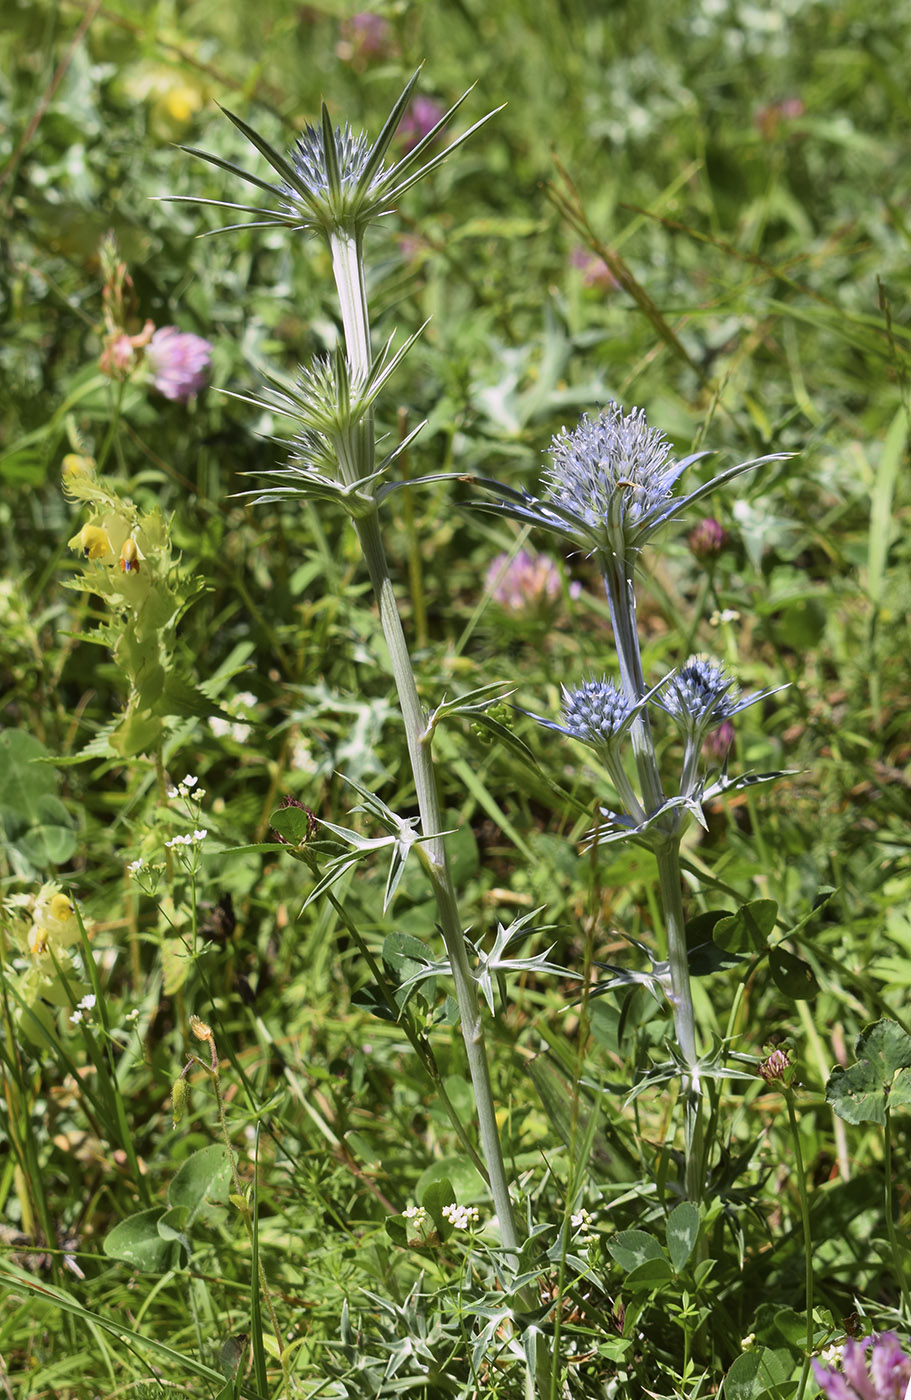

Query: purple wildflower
left=337, top=12, right=392, bottom=64
left=688, top=517, right=727, bottom=563
left=569, top=245, right=618, bottom=290
left=486, top=549, right=579, bottom=612
left=146, top=326, right=212, bottom=402
left=702, top=718, right=734, bottom=762
left=813, top=1333, right=911, bottom=1400
left=398, top=96, right=445, bottom=153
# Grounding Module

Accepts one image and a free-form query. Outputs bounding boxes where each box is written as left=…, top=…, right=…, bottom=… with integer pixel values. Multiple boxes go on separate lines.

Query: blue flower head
left=472, top=403, right=786, bottom=568
left=661, top=657, right=739, bottom=730
left=545, top=405, right=682, bottom=542
left=561, top=678, right=632, bottom=747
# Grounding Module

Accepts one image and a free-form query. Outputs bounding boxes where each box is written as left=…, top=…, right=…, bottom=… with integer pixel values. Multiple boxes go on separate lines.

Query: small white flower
left=128, top=858, right=144, bottom=874
left=166, top=785, right=179, bottom=799
left=193, top=828, right=208, bottom=842
left=235, top=691, right=257, bottom=710
left=182, top=775, right=198, bottom=788
left=230, top=721, right=251, bottom=743
left=208, top=716, right=231, bottom=739
left=402, top=1205, right=427, bottom=1225
left=571, top=1209, right=594, bottom=1231
left=69, top=1010, right=83, bottom=1025
left=125, top=1008, right=141, bottom=1024
left=441, top=1203, right=479, bottom=1230
left=77, top=994, right=96, bottom=1011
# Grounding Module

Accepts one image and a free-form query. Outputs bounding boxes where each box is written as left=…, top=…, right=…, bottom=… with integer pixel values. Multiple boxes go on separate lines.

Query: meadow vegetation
left=2, top=1, right=911, bottom=1397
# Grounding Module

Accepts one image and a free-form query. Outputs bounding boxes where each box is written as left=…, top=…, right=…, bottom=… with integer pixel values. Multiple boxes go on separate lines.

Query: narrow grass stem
left=784, top=1087, right=814, bottom=1399
left=883, top=1109, right=911, bottom=1322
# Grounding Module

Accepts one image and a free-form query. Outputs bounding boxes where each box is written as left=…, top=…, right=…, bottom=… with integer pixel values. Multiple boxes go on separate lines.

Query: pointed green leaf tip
left=171, top=71, right=501, bottom=241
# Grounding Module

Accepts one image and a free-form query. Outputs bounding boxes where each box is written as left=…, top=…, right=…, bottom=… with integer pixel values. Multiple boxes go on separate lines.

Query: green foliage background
left=1, top=0, right=910, bottom=1396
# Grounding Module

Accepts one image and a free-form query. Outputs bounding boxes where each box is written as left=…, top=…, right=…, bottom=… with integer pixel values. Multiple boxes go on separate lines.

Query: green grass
left=2, top=0, right=911, bottom=1396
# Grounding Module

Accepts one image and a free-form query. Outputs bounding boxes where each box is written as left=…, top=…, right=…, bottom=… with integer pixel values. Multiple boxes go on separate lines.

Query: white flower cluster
left=441, top=1203, right=480, bottom=1231
left=209, top=692, right=258, bottom=745
left=70, top=993, right=96, bottom=1025
left=166, top=774, right=206, bottom=801
left=402, top=1205, right=427, bottom=1226
left=164, top=829, right=208, bottom=850
left=571, top=1207, right=597, bottom=1244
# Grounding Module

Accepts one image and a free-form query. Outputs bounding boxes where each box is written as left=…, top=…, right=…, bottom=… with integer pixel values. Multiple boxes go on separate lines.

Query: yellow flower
left=120, top=538, right=141, bottom=574
left=29, top=926, right=49, bottom=955
left=75, top=524, right=112, bottom=561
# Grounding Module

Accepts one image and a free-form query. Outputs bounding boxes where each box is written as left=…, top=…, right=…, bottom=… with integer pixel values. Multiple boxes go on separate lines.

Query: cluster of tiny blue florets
left=662, top=657, right=737, bottom=726
left=280, top=123, right=378, bottom=221
left=561, top=678, right=631, bottom=745
left=544, top=403, right=678, bottom=530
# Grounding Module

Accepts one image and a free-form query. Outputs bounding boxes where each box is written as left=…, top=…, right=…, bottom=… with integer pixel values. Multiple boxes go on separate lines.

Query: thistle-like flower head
left=659, top=655, right=787, bottom=737
left=561, top=678, right=632, bottom=747
left=472, top=401, right=787, bottom=567
left=170, top=71, right=500, bottom=242
left=545, top=405, right=682, bottom=543
left=661, top=657, right=739, bottom=730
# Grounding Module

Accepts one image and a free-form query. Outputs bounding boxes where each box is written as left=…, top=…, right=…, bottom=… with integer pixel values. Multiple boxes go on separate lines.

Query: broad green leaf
left=666, top=1202, right=700, bottom=1273
left=269, top=805, right=312, bottom=842
left=103, top=1207, right=178, bottom=1272
left=713, top=900, right=779, bottom=954
left=622, top=1257, right=676, bottom=1289
left=769, top=946, right=819, bottom=1000
left=421, top=1176, right=456, bottom=1236
left=417, top=1155, right=484, bottom=1204
left=723, top=1345, right=793, bottom=1399
left=168, top=1144, right=232, bottom=1226
left=0, top=730, right=77, bottom=873
left=826, top=1019, right=911, bottom=1125
left=608, top=1229, right=665, bottom=1272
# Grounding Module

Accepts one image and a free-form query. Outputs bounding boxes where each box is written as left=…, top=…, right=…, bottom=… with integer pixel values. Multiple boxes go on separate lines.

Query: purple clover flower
left=688, top=517, right=727, bottom=563
left=146, top=326, right=212, bottom=402
left=398, top=96, right=445, bottom=153
left=338, top=12, right=392, bottom=63
left=813, top=1332, right=911, bottom=1400
left=486, top=549, right=579, bottom=612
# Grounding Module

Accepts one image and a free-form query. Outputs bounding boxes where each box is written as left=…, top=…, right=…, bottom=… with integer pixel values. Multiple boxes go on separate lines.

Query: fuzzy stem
left=329, top=227, right=521, bottom=1253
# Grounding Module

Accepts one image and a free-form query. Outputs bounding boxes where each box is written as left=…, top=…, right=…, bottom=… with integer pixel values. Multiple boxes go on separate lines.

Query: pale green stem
left=328, top=226, right=520, bottom=1253
left=600, top=555, right=703, bottom=1202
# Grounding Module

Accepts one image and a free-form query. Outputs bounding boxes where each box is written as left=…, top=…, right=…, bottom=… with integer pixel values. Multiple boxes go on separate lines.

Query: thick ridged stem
left=329, top=227, right=521, bottom=1252
left=600, top=555, right=704, bottom=1202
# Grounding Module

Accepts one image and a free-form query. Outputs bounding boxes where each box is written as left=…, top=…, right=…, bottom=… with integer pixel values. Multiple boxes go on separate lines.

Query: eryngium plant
left=171, top=77, right=537, bottom=1290
left=479, top=401, right=788, bottom=1202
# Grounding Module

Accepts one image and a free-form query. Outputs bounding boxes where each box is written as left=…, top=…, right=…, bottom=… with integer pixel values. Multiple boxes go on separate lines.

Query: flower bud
left=120, top=538, right=141, bottom=574
left=687, top=518, right=727, bottom=563
left=171, top=1076, right=189, bottom=1126
left=189, top=1014, right=213, bottom=1042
